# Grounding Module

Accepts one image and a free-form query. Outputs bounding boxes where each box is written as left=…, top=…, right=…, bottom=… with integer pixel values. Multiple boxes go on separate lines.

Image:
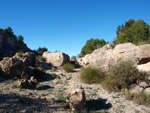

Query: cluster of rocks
left=18, top=76, right=37, bottom=89
left=0, top=52, right=35, bottom=77
left=78, top=43, right=150, bottom=95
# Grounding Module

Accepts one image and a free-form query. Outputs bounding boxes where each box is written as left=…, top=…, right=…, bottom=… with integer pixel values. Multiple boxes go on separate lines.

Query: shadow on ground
left=85, top=98, right=112, bottom=111
left=0, top=93, right=69, bottom=113
left=37, top=85, right=54, bottom=90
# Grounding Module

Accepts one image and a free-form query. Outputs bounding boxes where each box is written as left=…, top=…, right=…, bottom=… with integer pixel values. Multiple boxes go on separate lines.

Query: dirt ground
left=0, top=67, right=150, bottom=113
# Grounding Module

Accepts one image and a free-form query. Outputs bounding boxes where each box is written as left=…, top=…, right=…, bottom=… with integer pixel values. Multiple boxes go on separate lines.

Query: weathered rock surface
left=43, top=52, right=70, bottom=67
left=0, top=31, right=30, bottom=60
left=0, top=52, right=35, bottom=77
left=78, top=43, right=150, bottom=72
left=144, top=87, right=150, bottom=94
left=137, top=80, right=150, bottom=88
left=18, top=76, right=37, bottom=89
left=137, top=62, right=150, bottom=74
left=129, top=84, right=143, bottom=94
left=66, top=86, right=86, bottom=111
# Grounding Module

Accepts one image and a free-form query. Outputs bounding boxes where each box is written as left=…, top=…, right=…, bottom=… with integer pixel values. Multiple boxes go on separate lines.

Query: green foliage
left=51, top=67, right=56, bottom=72
left=18, top=50, right=23, bottom=57
left=37, top=47, right=48, bottom=53
left=71, top=56, right=77, bottom=61
left=81, top=38, right=107, bottom=57
left=114, top=19, right=150, bottom=45
left=0, top=27, right=25, bottom=44
left=62, top=63, right=75, bottom=72
left=18, top=35, right=24, bottom=43
left=80, top=66, right=105, bottom=84
left=55, top=96, right=66, bottom=103
left=102, top=60, right=148, bottom=91
left=0, top=27, right=17, bottom=40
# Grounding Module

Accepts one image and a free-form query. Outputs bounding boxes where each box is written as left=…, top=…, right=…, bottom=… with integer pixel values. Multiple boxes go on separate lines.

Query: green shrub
left=62, top=63, right=75, bottom=72
left=18, top=50, right=23, bottom=57
left=52, top=67, right=56, bottom=72
left=37, top=47, right=48, bottom=53
left=102, top=60, right=148, bottom=91
left=37, top=56, right=46, bottom=62
left=80, top=66, right=105, bottom=84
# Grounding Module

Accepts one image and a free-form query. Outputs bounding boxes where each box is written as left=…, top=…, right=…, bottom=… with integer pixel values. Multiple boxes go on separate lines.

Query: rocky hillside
left=78, top=43, right=150, bottom=73
left=0, top=30, right=30, bottom=60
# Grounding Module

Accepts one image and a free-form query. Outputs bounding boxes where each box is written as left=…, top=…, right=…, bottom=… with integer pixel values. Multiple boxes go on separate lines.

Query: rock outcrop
left=0, top=31, right=30, bottom=60
left=0, top=52, right=35, bottom=77
left=137, top=62, right=150, bottom=74
left=78, top=43, right=150, bottom=72
left=66, top=86, right=86, bottom=111
left=42, top=52, right=70, bottom=67
left=18, top=76, right=37, bottom=89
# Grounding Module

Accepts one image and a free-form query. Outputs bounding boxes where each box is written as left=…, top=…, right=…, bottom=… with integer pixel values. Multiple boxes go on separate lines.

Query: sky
left=0, top=0, right=150, bottom=57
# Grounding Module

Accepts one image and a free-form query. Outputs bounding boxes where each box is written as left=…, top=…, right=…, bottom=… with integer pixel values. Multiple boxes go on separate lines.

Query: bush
left=37, top=47, right=48, bottom=53
left=36, top=56, right=46, bottom=62
left=81, top=38, right=107, bottom=57
left=18, top=50, right=23, bottom=57
left=80, top=66, right=105, bottom=84
left=102, top=60, right=148, bottom=91
left=62, top=63, right=75, bottom=72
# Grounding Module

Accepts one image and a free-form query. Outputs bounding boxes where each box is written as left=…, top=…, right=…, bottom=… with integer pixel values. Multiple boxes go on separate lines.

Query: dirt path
left=0, top=68, right=150, bottom=113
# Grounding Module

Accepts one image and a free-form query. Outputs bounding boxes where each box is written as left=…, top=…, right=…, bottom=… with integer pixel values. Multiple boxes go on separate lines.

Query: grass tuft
left=80, top=66, right=105, bottom=84
left=62, top=63, right=75, bottom=72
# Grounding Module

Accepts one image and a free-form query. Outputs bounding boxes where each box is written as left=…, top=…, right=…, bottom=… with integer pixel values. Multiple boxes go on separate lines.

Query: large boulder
left=66, top=86, right=86, bottom=111
left=0, top=31, right=30, bottom=60
left=0, top=52, right=35, bottom=77
left=42, top=52, right=70, bottom=67
left=78, top=43, right=150, bottom=72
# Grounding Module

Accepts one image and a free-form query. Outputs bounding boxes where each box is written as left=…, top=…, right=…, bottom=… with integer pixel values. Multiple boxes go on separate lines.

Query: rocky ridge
left=0, top=31, right=30, bottom=60
left=78, top=43, right=150, bottom=73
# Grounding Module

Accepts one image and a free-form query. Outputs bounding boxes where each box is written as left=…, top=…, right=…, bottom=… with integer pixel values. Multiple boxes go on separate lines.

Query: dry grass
left=80, top=66, right=105, bottom=84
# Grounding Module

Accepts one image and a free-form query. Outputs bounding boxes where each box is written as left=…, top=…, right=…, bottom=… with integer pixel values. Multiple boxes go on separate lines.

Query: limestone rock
left=0, top=52, right=35, bottom=77
left=137, top=62, right=150, bottom=74
left=42, top=52, right=70, bottom=67
left=66, top=86, right=86, bottom=111
left=144, top=88, right=150, bottom=94
left=78, top=43, right=150, bottom=72
left=137, top=80, right=149, bottom=88
left=129, top=84, right=143, bottom=94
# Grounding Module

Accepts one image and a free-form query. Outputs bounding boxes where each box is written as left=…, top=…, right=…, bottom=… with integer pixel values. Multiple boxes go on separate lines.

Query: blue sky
left=0, top=0, right=150, bottom=57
